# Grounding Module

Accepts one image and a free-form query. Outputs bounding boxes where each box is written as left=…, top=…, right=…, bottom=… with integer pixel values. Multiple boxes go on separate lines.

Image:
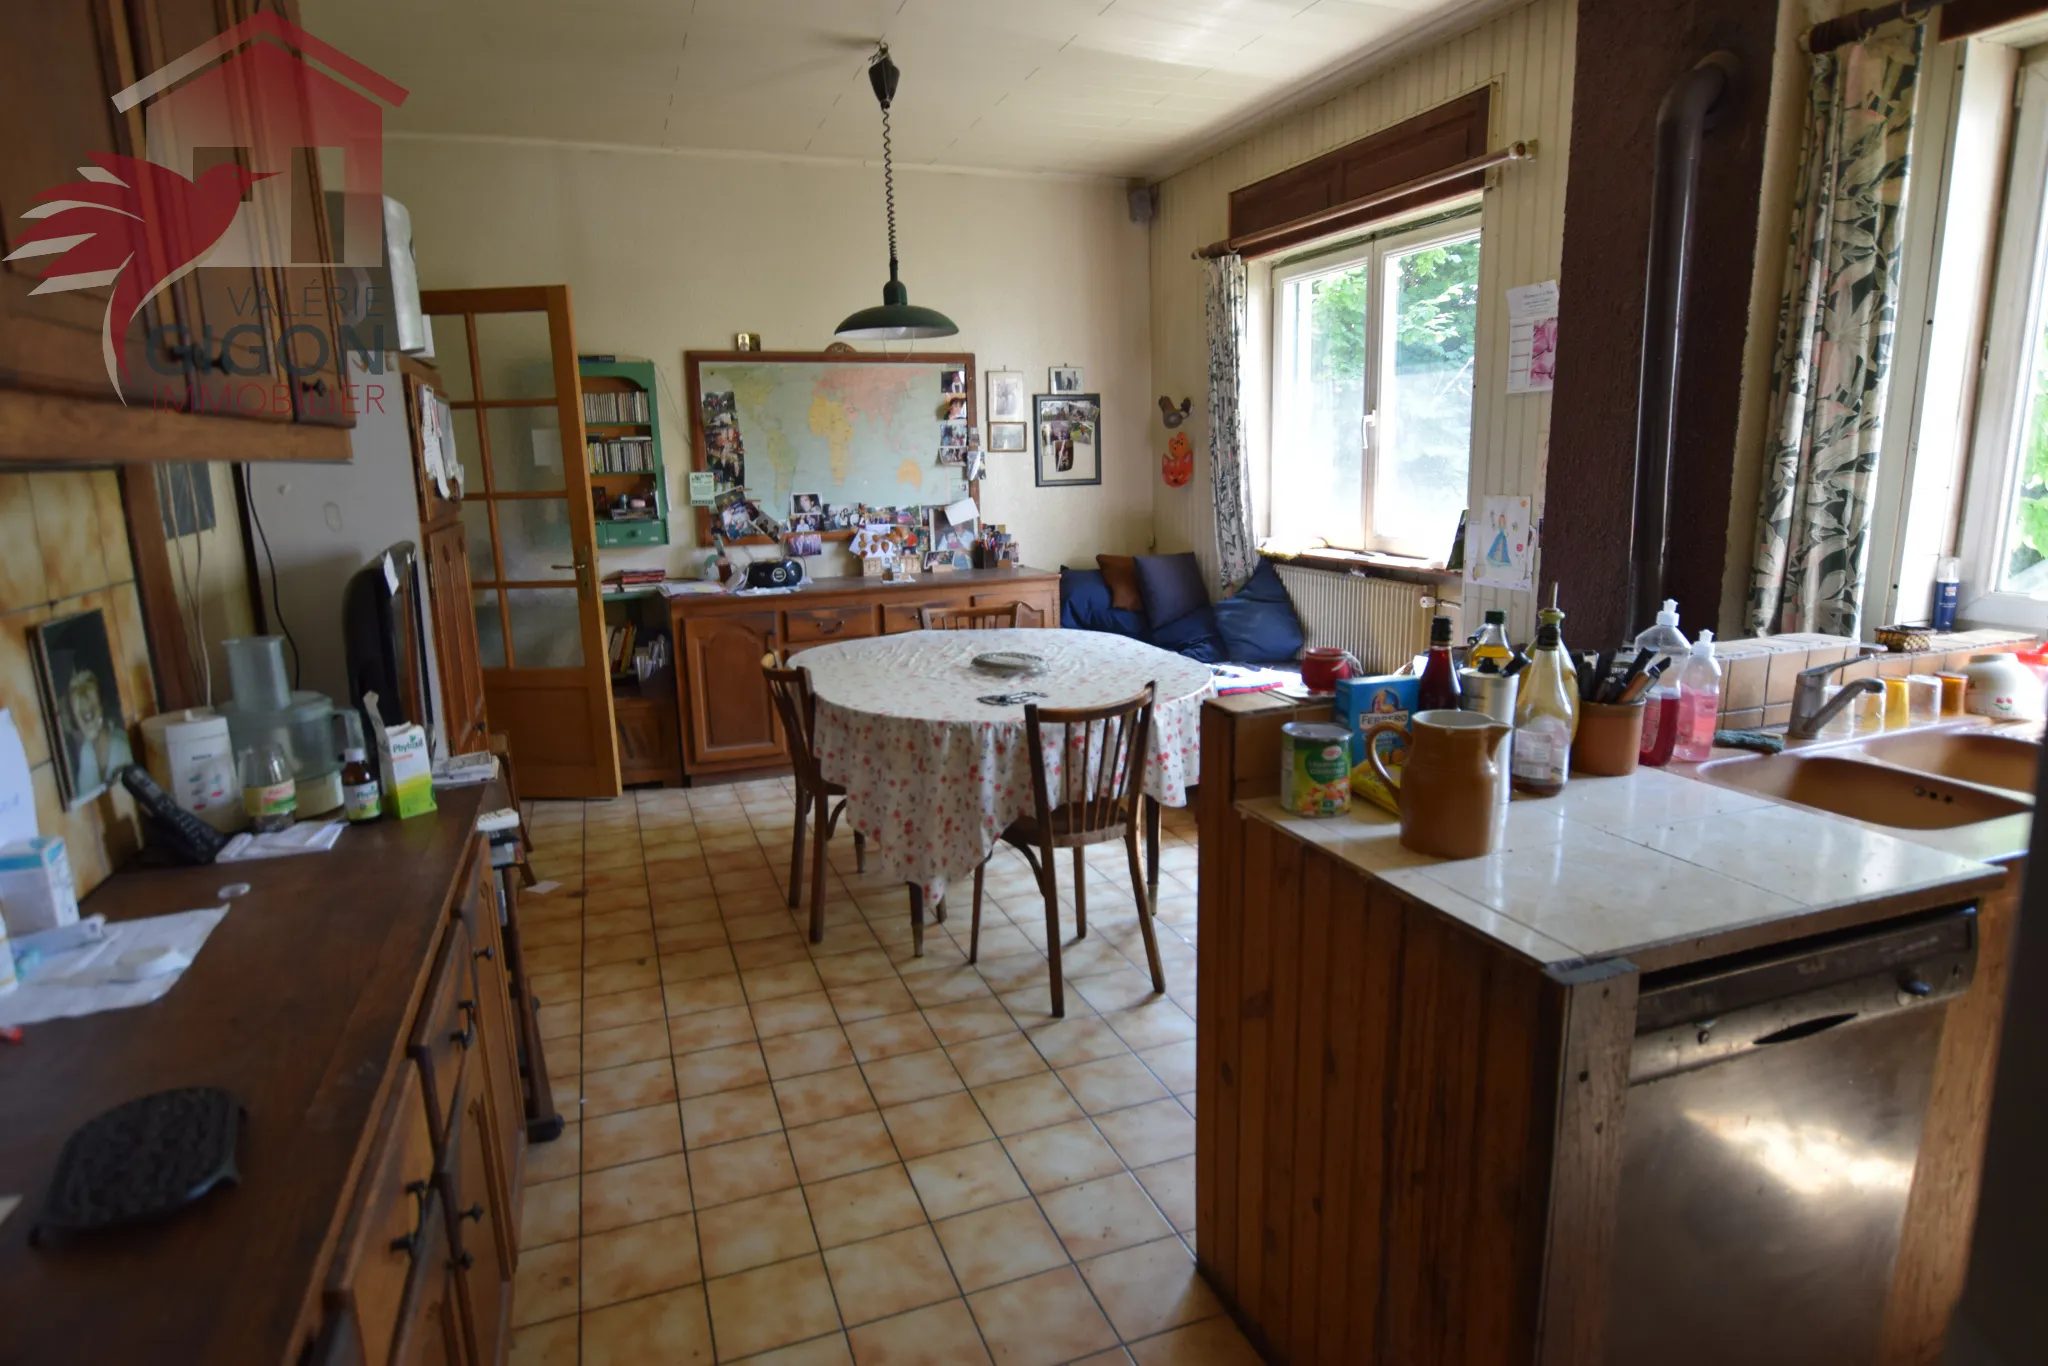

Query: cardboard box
left=1334, top=675, right=1418, bottom=768
left=380, top=723, right=437, bottom=819
left=0, top=837, right=79, bottom=937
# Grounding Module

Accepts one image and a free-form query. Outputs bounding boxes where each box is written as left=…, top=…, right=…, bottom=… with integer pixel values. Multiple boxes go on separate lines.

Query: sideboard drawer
left=784, top=606, right=878, bottom=647
left=326, top=1065, right=438, bottom=1366
left=408, top=917, right=477, bottom=1150
left=882, top=598, right=962, bottom=634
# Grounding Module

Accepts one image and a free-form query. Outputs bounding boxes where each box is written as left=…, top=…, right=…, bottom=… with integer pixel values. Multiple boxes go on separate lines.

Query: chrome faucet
left=1787, top=650, right=1886, bottom=739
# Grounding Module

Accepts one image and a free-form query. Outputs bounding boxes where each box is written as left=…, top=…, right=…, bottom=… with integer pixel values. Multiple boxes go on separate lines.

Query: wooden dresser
left=669, top=566, right=1060, bottom=777
left=0, top=786, right=549, bottom=1366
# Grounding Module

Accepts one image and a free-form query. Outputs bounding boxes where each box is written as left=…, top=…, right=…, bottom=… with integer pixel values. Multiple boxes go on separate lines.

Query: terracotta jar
left=1360, top=708, right=1512, bottom=859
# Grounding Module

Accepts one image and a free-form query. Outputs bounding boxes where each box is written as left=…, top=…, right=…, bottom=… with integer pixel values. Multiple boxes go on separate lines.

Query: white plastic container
left=1634, top=599, right=1690, bottom=763
left=140, top=708, right=244, bottom=834
left=1672, top=630, right=1722, bottom=762
left=0, top=837, right=78, bottom=937
left=1964, top=652, right=2043, bottom=720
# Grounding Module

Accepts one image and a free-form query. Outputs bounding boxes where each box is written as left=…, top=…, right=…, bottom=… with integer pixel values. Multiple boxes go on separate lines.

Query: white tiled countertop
left=1239, top=765, right=2009, bottom=970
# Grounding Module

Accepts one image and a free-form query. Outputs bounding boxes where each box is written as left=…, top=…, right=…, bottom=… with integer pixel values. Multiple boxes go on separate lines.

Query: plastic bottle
left=1672, top=630, right=1722, bottom=762
left=341, top=747, right=383, bottom=823
left=1933, top=556, right=1961, bottom=631
left=1633, top=599, right=1691, bottom=766
left=239, top=743, right=296, bottom=833
left=1512, top=620, right=1578, bottom=797
left=1417, top=615, right=1462, bottom=712
left=1469, top=610, right=1514, bottom=672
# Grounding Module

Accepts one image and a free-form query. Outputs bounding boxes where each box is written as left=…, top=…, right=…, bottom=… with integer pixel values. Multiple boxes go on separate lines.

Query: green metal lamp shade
left=834, top=275, right=958, bottom=341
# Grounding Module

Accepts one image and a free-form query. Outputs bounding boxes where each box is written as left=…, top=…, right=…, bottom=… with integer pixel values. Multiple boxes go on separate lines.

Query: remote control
left=120, top=766, right=230, bottom=865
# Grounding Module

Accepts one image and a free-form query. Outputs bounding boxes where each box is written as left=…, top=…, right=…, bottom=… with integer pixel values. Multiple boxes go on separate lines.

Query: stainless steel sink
left=1696, top=753, right=2032, bottom=829
left=1849, top=729, right=2040, bottom=796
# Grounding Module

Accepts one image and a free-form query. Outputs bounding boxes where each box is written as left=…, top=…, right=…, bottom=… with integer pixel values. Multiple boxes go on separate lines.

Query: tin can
left=1279, top=722, right=1354, bottom=817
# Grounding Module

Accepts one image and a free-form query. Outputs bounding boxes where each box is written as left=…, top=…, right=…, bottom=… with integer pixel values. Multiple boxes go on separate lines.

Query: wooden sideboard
left=668, top=566, right=1060, bottom=778
left=0, top=786, right=552, bottom=1366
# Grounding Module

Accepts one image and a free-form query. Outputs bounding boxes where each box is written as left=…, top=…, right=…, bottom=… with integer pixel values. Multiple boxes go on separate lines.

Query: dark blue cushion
left=1151, top=604, right=1224, bottom=663
left=1213, top=560, right=1304, bottom=663
left=1060, top=567, right=1149, bottom=639
left=1133, top=551, right=1210, bottom=632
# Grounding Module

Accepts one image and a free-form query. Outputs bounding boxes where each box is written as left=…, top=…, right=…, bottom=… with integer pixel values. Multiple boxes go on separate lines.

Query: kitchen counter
left=1240, top=763, right=2009, bottom=972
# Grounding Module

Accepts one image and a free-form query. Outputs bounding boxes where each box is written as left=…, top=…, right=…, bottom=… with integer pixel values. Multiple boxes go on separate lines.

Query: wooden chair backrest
left=761, top=653, right=826, bottom=793
left=1021, top=683, right=1156, bottom=845
left=920, top=601, right=1043, bottom=630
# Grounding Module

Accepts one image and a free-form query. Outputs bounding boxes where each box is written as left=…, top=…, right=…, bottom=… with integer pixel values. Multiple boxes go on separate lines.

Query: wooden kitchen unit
left=0, top=786, right=556, bottom=1366
left=668, top=566, right=1058, bottom=779
left=1196, top=693, right=2022, bottom=1366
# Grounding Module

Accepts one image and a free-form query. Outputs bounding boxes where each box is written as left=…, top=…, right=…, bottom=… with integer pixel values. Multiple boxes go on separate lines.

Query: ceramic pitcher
left=1360, top=708, right=1512, bottom=859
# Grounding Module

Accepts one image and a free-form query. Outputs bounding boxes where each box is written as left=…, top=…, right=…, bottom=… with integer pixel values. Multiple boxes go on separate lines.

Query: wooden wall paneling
left=1464, top=935, right=1551, bottom=1361
left=120, top=464, right=198, bottom=712
left=1880, top=868, right=2023, bottom=1365
left=1329, top=875, right=1402, bottom=1363
left=1378, top=903, right=1453, bottom=1361
left=1193, top=701, right=1236, bottom=1265
left=1256, top=832, right=1306, bottom=1341
left=1283, top=850, right=1333, bottom=1365
left=1232, top=816, right=1278, bottom=1319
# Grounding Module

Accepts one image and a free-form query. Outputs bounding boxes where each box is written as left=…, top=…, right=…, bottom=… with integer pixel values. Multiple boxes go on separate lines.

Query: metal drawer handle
left=452, top=1250, right=475, bottom=1271
left=388, top=1179, right=430, bottom=1254
left=459, top=1202, right=485, bottom=1223
left=451, top=1001, right=476, bottom=1050
left=475, top=945, right=495, bottom=962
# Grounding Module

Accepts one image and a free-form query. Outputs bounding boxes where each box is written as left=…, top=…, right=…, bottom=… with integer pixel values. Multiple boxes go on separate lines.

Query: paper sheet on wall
left=1465, top=495, right=1535, bottom=591
left=0, top=710, right=36, bottom=850
left=1505, top=281, right=1559, bottom=393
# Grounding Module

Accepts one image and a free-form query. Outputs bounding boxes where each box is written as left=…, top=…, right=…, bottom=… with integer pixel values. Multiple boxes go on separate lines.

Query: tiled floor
left=510, top=779, right=1259, bottom=1366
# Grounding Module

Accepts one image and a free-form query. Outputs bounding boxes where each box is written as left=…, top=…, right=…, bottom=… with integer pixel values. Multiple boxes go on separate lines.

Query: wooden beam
left=118, top=465, right=198, bottom=713
left=0, top=389, right=353, bottom=465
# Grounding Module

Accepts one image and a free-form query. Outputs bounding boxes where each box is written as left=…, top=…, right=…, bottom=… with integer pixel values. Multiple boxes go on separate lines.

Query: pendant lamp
left=835, top=43, right=958, bottom=341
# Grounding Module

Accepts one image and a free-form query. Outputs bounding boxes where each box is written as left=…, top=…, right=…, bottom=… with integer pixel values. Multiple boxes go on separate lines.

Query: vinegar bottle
left=1512, top=621, right=1578, bottom=797
left=1417, top=615, right=1462, bottom=711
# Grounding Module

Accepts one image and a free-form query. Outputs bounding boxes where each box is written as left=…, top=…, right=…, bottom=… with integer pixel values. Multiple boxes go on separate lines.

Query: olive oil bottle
left=1512, top=620, right=1577, bottom=797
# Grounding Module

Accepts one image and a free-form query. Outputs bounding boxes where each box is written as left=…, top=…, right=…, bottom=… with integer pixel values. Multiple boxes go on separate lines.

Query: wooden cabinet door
left=326, top=1065, right=438, bottom=1366
left=424, top=518, right=490, bottom=755
left=444, top=1074, right=513, bottom=1366
left=390, top=1198, right=469, bottom=1366
left=615, top=696, right=681, bottom=785
left=467, top=866, right=525, bottom=1245
left=0, top=2, right=163, bottom=403
left=680, top=612, right=784, bottom=769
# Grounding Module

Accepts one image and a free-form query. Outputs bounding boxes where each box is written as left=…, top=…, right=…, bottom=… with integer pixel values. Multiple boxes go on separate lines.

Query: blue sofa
left=1060, top=552, right=1304, bottom=666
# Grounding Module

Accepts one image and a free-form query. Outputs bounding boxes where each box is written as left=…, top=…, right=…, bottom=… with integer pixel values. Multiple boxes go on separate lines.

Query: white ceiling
left=300, top=0, right=1505, bottom=179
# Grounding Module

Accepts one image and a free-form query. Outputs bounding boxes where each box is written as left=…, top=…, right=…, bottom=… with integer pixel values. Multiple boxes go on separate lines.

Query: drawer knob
left=460, top=1202, right=485, bottom=1223
left=452, top=1250, right=475, bottom=1271
left=474, top=945, right=495, bottom=962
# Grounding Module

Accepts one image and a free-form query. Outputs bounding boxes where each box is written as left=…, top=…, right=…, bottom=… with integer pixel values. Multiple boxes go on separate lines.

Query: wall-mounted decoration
left=988, top=422, right=1027, bottom=453
left=735, top=332, right=760, bottom=351
left=1157, top=396, right=1192, bottom=428
left=987, top=370, right=1025, bottom=424
left=1162, top=430, right=1193, bottom=487
left=1034, top=393, right=1101, bottom=488
left=1050, top=366, right=1083, bottom=395
left=31, top=609, right=132, bottom=809
left=1465, top=494, right=1534, bottom=591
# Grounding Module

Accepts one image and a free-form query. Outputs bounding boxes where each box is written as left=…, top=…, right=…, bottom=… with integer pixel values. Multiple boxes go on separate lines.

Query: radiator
left=1273, top=564, right=1456, bottom=675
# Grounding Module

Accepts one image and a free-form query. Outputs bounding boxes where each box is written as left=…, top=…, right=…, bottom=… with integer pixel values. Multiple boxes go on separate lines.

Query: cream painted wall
left=378, top=138, right=1155, bottom=578
left=1147, top=0, right=1576, bottom=639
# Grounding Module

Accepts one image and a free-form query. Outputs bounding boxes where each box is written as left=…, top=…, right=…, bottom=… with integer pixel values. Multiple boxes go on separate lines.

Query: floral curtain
left=1204, top=254, right=1257, bottom=591
left=1747, top=27, right=1922, bottom=638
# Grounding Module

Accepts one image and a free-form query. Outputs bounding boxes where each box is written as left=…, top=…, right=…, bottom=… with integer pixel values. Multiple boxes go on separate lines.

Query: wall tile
left=1719, top=707, right=1765, bottom=732
left=0, top=475, right=48, bottom=614
left=1764, top=651, right=1809, bottom=705
left=1720, top=654, right=1767, bottom=713
left=91, top=472, right=134, bottom=584
left=29, top=474, right=110, bottom=603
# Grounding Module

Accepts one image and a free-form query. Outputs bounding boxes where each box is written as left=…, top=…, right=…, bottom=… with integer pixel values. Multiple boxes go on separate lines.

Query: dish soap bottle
left=1512, top=619, right=1578, bottom=797
left=1633, top=599, right=1690, bottom=766
left=1469, top=610, right=1514, bottom=671
left=1417, top=614, right=1462, bottom=711
left=1672, top=630, right=1722, bottom=761
left=341, top=746, right=383, bottom=823
left=240, top=743, right=296, bottom=833
left=1537, top=588, right=1579, bottom=738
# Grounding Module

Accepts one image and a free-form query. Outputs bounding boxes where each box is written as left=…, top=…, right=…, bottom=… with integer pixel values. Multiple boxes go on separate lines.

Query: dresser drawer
left=882, top=598, right=966, bottom=634
left=325, top=1065, right=438, bottom=1366
left=784, top=606, right=878, bottom=646
left=408, top=917, right=477, bottom=1151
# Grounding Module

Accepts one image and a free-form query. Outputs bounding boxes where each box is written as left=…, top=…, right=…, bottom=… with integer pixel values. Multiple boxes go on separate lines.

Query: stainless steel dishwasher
left=1604, top=907, right=1978, bottom=1366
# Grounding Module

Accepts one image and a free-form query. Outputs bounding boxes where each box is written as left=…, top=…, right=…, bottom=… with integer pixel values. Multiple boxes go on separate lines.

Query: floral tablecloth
left=807, top=629, right=1213, bottom=888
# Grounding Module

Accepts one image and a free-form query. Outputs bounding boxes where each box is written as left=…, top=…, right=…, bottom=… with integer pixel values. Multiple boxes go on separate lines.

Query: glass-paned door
left=423, top=286, right=618, bottom=798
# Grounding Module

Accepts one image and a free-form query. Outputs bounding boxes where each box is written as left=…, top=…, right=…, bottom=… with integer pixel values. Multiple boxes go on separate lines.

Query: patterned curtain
left=1747, top=27, right=1922, bottom=637
left=1204, top=254, right=1257, bottom=591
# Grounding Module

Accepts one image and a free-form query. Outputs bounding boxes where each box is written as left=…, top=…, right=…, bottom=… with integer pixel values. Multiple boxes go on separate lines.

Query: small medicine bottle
left=341, top=747, right=383, bottom=823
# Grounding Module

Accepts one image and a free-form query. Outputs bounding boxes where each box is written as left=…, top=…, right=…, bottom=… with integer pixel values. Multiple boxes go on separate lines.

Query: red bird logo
left=4, top=151, right=274, bottom=399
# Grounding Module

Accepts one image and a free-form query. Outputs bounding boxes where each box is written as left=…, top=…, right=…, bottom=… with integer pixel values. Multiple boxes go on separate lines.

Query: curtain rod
left=1192, top=140, right=1535, bottom=260
left=1808, top=0, right=1947, bottom=53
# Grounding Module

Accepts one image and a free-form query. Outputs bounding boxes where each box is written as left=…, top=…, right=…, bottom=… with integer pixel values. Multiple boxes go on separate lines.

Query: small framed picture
left=940, top=367, right=967, bottom=396
left=790, top=491, right=822, bottom=517
left=31, top=608, right=133, bottom=809
left=1034, top=393, right=1102, bottom=487
left=786, top=531, right=823, bottom=557
left=988, top=421, right=1027, bottom=453
left=1050, top=366, right=1083, bottom=394
left=987, top=370, right=1025, bottom=423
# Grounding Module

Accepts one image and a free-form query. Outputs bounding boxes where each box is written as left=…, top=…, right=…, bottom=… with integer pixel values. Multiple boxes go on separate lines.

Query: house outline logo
left=3, top=12, right=408, bottom=399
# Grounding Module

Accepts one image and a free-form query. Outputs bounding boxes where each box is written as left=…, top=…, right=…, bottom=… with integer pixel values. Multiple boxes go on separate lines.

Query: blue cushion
left=1059, top=567, right=1148, bottom=639
left=1133, top=551, right=1210, bottom=632
left=1213, top=560, right=1304, bottom=663
left=1151, top=604, right=1224, bottom=663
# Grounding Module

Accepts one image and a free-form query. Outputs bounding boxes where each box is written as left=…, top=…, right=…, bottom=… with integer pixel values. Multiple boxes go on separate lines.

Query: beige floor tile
left=967, top=1264, right=1120, bottom=1366
left=923, top=1000, right=1021, bottom=1045
left=528, top=971, right=581, bottom=1008
left=788, top=1112, right=901, bottom=1184
left=1094, top=1100, right=1194, bottom=1169
left=1002, top=1121, right=1126, bottom=1194
left=673, top=1041, right=770, bottom=1098
left=512, top=1238, right=580, bottom=1326
left=1135, top=1042, right=1196, bottom=1095
left=582, top=1058, right=680, bottom=1119
left=775, top=1065, right=879, bottom=1128
left=696, top=1186, right=820, bottom=1277
left=658, top=920, right=733, bottom=954
left=580, top=1213, right=703, bottom=1308
left=972, top=1074, right=1086, bottom=1138
left=861, top=1048, right=966, bottom=1108
left=904, top=1139, right=1029, bottom=1221
left=582, top=1103, right=684, bottom=1171
left=1124, top=1317, right=1260, bottom=1365
left=585, top=907, right=655, bottom=941
left=753, top=992, right=843, bottom=1038
left=844, top=1298, right=993, bottom=1366
left=521, top=1176, right=581, bottom=1248
left=1038, top=1172, right=1175, bottom=1261
left=508, top=1314, right=578, bottom=1366
left=815, top=947, right=897, bottom=988
left=764, top=1024, right=858, bottom=1080
left=1067, top=1350, right=1136, bottom=1366
left=727, top=1333, right=855, bottom=1365
left=743, top=959, right=826, bottom=1002
left=843, top=1011, right=943, bottom=1063
left=582, top=1151, right=694, bottom=1234
left=584, top=986, right=666, bottom=1033
left=1058, top=1055, right=1171, bottom=1116
left=585, top=958, right=661, bottom=997
left=581, top=1018, right=668, bottom=1072
left=805, top=1162, right=926, bottom=1248
left=581, top=1283, right=715, bottom=1366
left=706, top=1253, right=843, bottom=1359
left=823, top=1225, right=959, bottom=1326
left=998, top=980, right=1095, bottom=1022
left=680, top=1083, right=784, bottom=1148
left=670, top=1004, right=758, bottom=1055
left=667, top=974, right=749, bottom=1017
left=689, top=1132, right=799, bottom=1208
left=664, top=945, right=740, bottom=982
left=524, top=943, right=583, bottom=977
left=1104, top=1003, right=1196, bottom=1052
left=946, top=1032, right=1049, bottom=1089
left=525, top=1125, right=581, bottom=1185
left=1078, top=1237, right=1220, bottom=1342
left=904, top=965, right=994, bottom=1008
left=1132, top=1157, right=1194, bottom=1234
left=828, top=978, right=918, bottom=1023
left=932, top=1197, right=1070, bottom=1293
left=881, top=1092, right=996, bottom=1161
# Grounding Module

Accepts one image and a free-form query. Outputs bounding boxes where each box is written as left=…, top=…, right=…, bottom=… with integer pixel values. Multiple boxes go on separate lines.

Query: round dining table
left=805, top=628, right=1214, bottom=900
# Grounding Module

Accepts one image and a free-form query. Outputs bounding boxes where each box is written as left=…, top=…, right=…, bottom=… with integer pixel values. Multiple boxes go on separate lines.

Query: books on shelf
left=583, top=389, right=651, bottom=424
left=587, top=435, right=656, bottom=473
left=603, top=568, right=667, bottom=588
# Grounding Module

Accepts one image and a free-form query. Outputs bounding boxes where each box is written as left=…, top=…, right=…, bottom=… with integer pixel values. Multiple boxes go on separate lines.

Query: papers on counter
left=432, top=753, right=499, bottom=789
left=0, top=906, right=227, bottom=1028
left=216, top=820, right=345, bottom=862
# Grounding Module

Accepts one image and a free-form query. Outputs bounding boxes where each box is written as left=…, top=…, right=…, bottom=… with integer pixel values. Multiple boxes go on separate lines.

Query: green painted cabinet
left=579, top=358, right=668, bottom=548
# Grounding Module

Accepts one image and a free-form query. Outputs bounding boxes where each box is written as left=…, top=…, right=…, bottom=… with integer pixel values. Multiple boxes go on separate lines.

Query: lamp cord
left=879, top=96, right=898, bottom=279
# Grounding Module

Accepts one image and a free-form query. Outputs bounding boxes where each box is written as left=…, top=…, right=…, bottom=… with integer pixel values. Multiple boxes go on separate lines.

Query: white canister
left=141, top=708, right=244, bottom=833
left=1963, top=653, right=2044, bottom=721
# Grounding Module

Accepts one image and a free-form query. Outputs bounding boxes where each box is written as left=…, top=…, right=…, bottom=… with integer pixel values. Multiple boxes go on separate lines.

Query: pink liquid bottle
left=1671, top=630, right=1722, bottom=762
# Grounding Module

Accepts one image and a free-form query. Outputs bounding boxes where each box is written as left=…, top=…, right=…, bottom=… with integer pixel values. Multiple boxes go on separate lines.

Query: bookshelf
left=579, top=358, right=668, bottom=548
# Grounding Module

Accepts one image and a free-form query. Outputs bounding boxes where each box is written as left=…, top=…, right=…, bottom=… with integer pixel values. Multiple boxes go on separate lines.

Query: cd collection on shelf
left=588, top=435, right=656, bottom=473
left=583, top=389, right=651, bottom=424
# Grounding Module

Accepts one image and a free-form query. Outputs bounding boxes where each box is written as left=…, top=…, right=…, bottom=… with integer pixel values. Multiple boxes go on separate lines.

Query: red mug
left=1301, top=646, right=1360, bottom=693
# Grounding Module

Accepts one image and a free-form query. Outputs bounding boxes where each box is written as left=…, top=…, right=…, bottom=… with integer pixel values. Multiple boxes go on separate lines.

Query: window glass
left=1272, top=262, right=1368, bottom=547
left=1376, top=233, right=1479, bottom=555
left=2001, top=241, right=2048, bottom=590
